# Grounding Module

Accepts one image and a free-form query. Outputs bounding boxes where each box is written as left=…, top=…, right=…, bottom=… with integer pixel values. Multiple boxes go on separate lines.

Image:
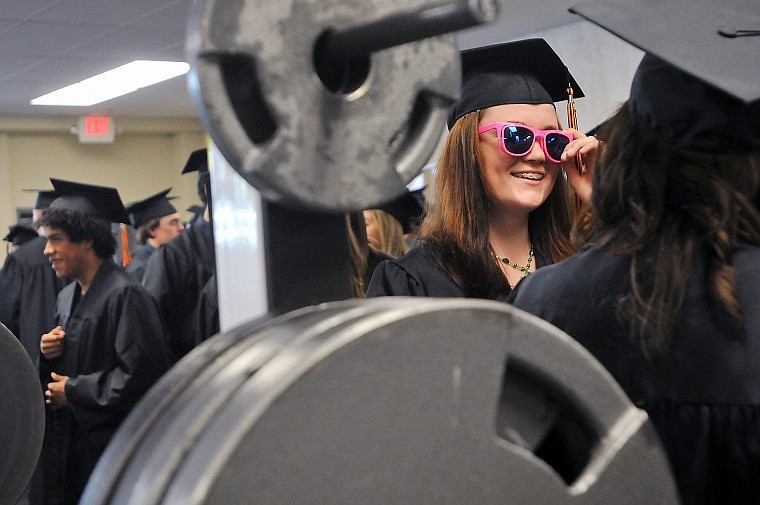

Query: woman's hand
left=561, top=129, right=601, bottom=204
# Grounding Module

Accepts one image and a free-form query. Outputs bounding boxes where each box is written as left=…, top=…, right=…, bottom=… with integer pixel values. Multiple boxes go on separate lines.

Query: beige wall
left=0, top=115, right=206, bottom=264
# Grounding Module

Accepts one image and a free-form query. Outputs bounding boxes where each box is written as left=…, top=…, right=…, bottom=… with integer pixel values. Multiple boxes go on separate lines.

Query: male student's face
left=42, top=227, right=90, bottom=279
left=151, top=213, right=184, bottom=246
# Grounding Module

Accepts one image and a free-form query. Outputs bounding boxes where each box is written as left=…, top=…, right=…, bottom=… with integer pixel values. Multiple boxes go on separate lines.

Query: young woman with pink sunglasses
left=367, top=38, right=599, bottom=299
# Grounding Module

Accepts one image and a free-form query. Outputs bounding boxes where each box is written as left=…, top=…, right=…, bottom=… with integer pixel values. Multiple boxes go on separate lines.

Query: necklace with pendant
left=494, top=245, right=534, bottom=282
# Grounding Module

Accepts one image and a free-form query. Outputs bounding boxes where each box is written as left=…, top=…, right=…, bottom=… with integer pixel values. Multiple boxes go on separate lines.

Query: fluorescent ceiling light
left=31, top=60, right=190, bottom=106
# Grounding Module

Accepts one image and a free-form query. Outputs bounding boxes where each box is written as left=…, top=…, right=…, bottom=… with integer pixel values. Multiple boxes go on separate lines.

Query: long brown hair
left=419, top=111, right=574, bottom=298
left=365, top=209, right=410, bottom=258
left=582, top=104, right=760, bottom=351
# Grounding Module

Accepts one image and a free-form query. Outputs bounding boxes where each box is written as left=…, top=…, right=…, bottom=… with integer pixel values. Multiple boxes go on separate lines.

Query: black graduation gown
left=366, top=244, right=547, bottom=302
left=142, top=219, right=216, bottom=360
left=366, top=246, right=467, bottom=298
left=0, top=235, right=69, bottom=360
left=363, top=248, right=395, bottom=293
left=38, top=260, right=172, bottom=505
left=194, top=272, right=220, bottom=346
left=509, top=243, right=760, bottom=505
left=124, top=243, right=155, bottom=283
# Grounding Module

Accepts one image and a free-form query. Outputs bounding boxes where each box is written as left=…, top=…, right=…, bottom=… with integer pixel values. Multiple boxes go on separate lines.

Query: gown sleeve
left=366, top=247, right=466, bottom=298
left=366, top=259, right=426, bottom=297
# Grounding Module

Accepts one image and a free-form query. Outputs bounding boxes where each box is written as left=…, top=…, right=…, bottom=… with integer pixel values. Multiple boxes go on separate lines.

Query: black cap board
left=48, top=178, right=130, bottom=224
left=125, top=189, right=178, bottom=229
left=447, top=38, right=584, bottom=128
left=570, top=0, right=760, bottom=154
left=22, top=189, right=57, bottom=210
left=182, top=148, right=208, bottom=174
left=186, top=204, right=205, bottom=216
left=4, top=225, right=38, bottom=246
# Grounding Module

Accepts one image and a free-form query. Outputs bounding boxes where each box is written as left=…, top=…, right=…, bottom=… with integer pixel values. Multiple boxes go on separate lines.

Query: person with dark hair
left=142, top=148, right=218, bottom=360
left=0, top=189, right=70, bottom=362
left=36, top=179, right=172, bottom=505
left=367, top=39, right=597, bottom=300
left=124, top=189, right=184, bottom=282
left=509, top=1, right=760, bottom=503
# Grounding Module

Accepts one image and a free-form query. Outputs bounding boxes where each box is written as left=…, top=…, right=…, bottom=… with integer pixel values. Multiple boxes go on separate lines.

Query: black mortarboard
left=570, top=0, right=760, bottom=154
left=48, top=178, right=130, bottom=224
left=377, top=188, right=425, bottom=234
left=125, top=189, right=178, bottom=229
left=447, top=38, right=584, bottom=128
left=182, top=148, right=208, bottom=174
left=3, top=225, right=37, bottom=246
left=22, top=189, right=57, bottom=210
left=186, top=204, right=205, bottom=216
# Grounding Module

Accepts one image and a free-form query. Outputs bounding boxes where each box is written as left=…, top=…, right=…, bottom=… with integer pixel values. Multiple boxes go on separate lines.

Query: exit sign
left=76, top=116, right=115, bottom=143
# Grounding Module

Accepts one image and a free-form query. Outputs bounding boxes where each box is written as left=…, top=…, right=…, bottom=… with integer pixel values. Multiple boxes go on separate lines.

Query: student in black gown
left=124, top=188, right=184, bottom=282
left=0, top=190, right=70, bottom=362
left=142, top=148, right=218, bottom=361
left=367, top=39, right=598, bottom=300
left=36, top=179, right=172, bottom=505
left=509, top=2, right=760, bottom=503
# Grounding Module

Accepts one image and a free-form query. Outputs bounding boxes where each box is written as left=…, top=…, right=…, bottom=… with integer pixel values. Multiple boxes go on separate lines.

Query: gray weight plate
left=0, top=322, right=45, bottom=505
left=154, top=298, right=678, bottom=504
left=186, top=0, right=460, bottom=211
left=82, top=298, right=392, bottom=505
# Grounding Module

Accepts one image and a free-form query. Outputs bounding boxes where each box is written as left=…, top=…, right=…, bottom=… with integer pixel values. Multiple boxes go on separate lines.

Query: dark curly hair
left=35, top=207, right=116, bottom=259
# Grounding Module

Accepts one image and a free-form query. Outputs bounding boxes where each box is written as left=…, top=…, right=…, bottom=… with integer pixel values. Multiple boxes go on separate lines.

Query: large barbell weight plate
left=82, top=299, right=383, bottom=504
left=0, top=323, right=45, bottom=505
left=85, top=298, right=678, bottom=504
left=186, top=0, right=460, bottom=211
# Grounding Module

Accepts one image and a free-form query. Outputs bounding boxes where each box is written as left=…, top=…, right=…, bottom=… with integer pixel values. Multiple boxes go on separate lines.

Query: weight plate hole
left=220, top=54, right=277, bottom=144
left=496, top=359, right=599, bottom=485
left=313, top=30, right=371, bottom=95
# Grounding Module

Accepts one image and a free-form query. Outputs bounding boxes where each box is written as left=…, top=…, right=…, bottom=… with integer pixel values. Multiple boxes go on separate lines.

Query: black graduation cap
left=125, top=189, right=178, bottom=229
left=377, top=188, right=425, bottom=234
left=570, top=0, right=760, bottom=154
left=48, top=178, right=130, bottom=224
left=22, top=189, right=57, bottom=210
left=186, top=204, right=205, bottom=216
left=182, top=148, right=208, bottom=174
left=447, top=38, right=584, bottom=128
left=3, top=224, right=37, bottom=246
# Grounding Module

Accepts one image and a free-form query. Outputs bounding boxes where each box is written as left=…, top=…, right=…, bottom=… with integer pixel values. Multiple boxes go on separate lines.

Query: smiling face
left=478, top=103, right=562, bottom=214
left=42, top=226, right=91, bottom=280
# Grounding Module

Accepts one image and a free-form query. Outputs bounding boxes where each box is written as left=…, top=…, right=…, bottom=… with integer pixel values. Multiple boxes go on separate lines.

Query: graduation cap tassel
left=566, top=84, right=587, bottom=176
left=566, top=83, right=587, bottom=222
left=121, top=223, right=131, bottom=268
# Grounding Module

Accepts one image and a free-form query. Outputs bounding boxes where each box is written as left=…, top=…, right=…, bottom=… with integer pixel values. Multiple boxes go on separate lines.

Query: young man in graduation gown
left=142, top=148, right=218, bottom=361
left=124, top=188, right=184, bottom=283
left=0, top=190, right=70, bottom=362
left=37, top=179, right=173, bottom=505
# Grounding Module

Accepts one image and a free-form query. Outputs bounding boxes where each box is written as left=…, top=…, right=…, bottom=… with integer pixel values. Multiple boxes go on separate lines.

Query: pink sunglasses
left=478, top=122, right=573, bottom=163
